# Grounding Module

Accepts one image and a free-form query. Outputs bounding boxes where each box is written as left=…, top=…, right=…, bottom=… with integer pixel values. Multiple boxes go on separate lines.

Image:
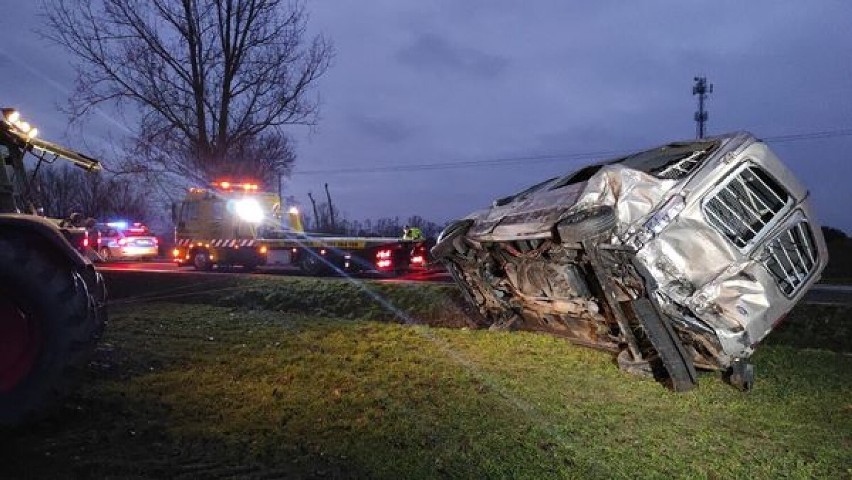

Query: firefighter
left=402, top=225, right=423, bottom=240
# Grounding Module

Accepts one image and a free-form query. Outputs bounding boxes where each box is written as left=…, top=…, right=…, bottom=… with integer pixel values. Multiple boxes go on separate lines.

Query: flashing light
left=118, top=238, right=127, bottom=246
left=82, top=237, right=89, bottom=248
left=411, top=255, right=425, bottom=264
left=172, top=248, right=180, bottom=257
left=2, top=110, right=39, bottom=140
left=4, top=110, right=20, bottom=123
left=212, top=181, right=259, bottom=191
left=259, top=246, right=268, bottom=254
left=107, top=221, right=129, bottom=230
left=377, top=259, right=392, bottom=269
left=288, top=206, right=300, bottom=215
left=320, top=249, right=327, bottom=256
left=292, top=248, right=297, bottom=253
left=376, top=249, right=393, bottom=259
left=234, top=198, right=264, bottom=223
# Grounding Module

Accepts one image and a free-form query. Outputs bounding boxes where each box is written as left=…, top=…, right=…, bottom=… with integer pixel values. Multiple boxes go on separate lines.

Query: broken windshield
left=616, top=139, right=719, bottom=180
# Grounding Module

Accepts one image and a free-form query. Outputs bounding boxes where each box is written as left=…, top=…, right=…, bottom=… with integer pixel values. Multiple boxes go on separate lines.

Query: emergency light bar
left=211, top=181, right=260, bottom=191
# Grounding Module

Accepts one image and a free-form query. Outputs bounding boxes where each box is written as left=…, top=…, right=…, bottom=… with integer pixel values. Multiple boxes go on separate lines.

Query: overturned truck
left=433, top=132, right=827, bottom=391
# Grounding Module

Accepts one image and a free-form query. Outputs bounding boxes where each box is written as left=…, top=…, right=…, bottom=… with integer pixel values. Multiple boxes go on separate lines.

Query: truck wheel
left=192, top=251, right=213, bottom=271
left=631, top=298, right=697, bottom=392
left=0, top=235, right=101, bottom=427
left=300, top=253, right=327, bottom=276
left=555, top=206, right=617, bottom=244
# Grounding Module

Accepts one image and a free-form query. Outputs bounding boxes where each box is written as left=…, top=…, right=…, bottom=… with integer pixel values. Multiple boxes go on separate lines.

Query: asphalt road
left=97, top=260, right=453, bottom=283
left=96, top=260, right=852, bottom=305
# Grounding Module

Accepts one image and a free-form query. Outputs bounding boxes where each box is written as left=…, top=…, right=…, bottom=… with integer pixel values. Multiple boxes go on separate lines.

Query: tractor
left=0, top=108, right=107, bottom=426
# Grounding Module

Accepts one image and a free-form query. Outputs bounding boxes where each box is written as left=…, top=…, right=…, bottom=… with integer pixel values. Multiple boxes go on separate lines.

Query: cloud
left=395, top=32, right=509, bottom=78
left=349, top=114, right=416, bottom=144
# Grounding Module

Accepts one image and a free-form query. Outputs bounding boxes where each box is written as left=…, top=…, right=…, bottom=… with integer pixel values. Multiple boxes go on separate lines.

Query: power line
left=291, top=127, right=852, bottom=176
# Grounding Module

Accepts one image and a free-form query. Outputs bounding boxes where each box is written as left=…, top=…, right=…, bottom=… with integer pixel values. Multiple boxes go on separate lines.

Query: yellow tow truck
left=171, top=180, right=430, bottom=275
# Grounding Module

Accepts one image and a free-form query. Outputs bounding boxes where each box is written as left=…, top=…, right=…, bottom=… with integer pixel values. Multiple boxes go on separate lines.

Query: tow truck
left=0, top=108, right=107, bottom=426
left=171, top=181, right=431, bottom=275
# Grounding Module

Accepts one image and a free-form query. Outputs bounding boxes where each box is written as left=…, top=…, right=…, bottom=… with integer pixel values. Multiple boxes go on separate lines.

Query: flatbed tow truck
left=171, top=181, right=432, bottom=276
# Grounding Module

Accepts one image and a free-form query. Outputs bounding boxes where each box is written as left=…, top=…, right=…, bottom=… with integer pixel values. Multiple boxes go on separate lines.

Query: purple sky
left=2, top=2, right=851, bottom=232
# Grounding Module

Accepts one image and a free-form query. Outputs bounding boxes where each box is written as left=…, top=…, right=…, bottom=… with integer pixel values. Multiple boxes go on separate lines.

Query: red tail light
left=376, top=248, right=393, bottom=269
left=411, top=255, right=424, bottom=264
left=82, top=237, right=89, bottom=248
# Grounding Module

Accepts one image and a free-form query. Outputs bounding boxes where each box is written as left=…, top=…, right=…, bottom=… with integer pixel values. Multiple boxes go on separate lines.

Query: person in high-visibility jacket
left=402, top=225, right=423, bottom=240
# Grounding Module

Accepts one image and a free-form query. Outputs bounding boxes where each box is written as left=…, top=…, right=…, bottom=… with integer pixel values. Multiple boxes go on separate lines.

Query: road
left=97, top=260, right=453, bottom=283
left=96, top=260, right=852, bottom=305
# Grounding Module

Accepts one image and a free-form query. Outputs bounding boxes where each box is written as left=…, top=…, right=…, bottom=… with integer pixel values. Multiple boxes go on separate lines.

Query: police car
left=95, top=221, right=159, bottom=261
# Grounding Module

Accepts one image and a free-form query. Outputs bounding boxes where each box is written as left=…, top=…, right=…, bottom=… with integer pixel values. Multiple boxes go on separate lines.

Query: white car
left=433, top=132, right=827, bottom=391
left=95, top=222, right=159, bottom=261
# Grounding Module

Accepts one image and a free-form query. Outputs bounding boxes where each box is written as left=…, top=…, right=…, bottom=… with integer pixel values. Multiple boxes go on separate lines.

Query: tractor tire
left=631, top=298, right=697, bottom=392
left=0, top=234, right=104, bottom=427
left=555, top=206, right=617, bottom=244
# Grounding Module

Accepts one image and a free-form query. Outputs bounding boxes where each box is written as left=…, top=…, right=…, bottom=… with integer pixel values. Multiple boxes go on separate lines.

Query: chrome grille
left=762, top=221, right=818, bottom=295
left=703, top=166, right=789, bottom=248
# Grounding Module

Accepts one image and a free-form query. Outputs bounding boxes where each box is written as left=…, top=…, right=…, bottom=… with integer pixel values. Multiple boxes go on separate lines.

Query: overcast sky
left=1, top=1, right=851, bottom=232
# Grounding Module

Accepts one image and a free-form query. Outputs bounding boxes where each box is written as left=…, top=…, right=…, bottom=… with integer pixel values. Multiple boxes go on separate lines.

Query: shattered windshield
left=616, top=139, right=719, bottom=179
left=547, top=139, right=720, bottom=191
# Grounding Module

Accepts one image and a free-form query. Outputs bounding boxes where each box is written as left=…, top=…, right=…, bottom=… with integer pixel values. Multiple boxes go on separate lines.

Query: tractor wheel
left=555, top=206, right=617, bottom=244
left=192, top=251, right=213, bottom=271
left=0, top=235, right=103, bottom=427
left=631, top=298, right=698, bottom=392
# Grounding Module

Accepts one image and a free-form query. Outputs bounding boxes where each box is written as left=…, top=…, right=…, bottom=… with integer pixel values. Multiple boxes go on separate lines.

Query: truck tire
left=0, top=235, right=102, bottom=427
left=300, top=253, right=327, bottom=276
left=555, top=206, right=617, bottom=244
left=192, top=250, right=213, bottom=271
left=631, top=298, right=697, bottom=392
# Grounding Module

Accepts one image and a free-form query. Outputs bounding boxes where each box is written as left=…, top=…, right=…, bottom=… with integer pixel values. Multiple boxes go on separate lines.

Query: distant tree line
left=28, top=165, right=150, bottom=223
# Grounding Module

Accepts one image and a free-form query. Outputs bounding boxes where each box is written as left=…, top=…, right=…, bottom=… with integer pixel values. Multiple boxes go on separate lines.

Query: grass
left=2, top=298, right=850, bottom=479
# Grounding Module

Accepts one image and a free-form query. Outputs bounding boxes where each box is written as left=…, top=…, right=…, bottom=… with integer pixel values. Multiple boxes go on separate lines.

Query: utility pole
left=692, top=76, right=713, bottom=139
left=324, top=183, right=336, bottom=231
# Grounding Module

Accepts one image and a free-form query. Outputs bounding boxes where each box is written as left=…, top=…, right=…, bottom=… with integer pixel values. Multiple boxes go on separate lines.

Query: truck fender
left=0, top=214, right=91, bottom=270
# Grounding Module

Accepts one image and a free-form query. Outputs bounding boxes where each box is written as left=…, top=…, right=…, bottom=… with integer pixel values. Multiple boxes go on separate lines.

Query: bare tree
left=42, top=0, right=332, bottom=188
left=31, top=165, right=150, bottom=221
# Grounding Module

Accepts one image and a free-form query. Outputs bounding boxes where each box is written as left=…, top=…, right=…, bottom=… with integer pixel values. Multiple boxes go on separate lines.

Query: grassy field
left=2, top=279, right=850, bottom=479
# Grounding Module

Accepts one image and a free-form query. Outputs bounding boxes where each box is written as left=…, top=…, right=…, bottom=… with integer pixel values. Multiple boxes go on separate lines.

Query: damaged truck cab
left=433, top=132, right=827, bottom=391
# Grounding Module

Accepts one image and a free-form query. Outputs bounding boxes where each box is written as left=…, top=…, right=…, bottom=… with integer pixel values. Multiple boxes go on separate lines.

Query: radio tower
left=692, top=76, right=713, bottom=139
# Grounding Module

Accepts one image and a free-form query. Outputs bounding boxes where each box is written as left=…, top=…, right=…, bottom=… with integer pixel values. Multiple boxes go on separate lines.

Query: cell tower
left=692, top=76, right=713, bottom=139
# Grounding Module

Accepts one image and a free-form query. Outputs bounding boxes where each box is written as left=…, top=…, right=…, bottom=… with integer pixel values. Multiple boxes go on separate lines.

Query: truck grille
left=761, top=221, right=818, bottom=295
left=703, top=166, right=789, bottom=248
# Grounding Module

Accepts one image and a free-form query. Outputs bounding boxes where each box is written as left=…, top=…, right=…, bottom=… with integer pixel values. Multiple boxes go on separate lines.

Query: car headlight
left=234, top=198, right=264, bottom=223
